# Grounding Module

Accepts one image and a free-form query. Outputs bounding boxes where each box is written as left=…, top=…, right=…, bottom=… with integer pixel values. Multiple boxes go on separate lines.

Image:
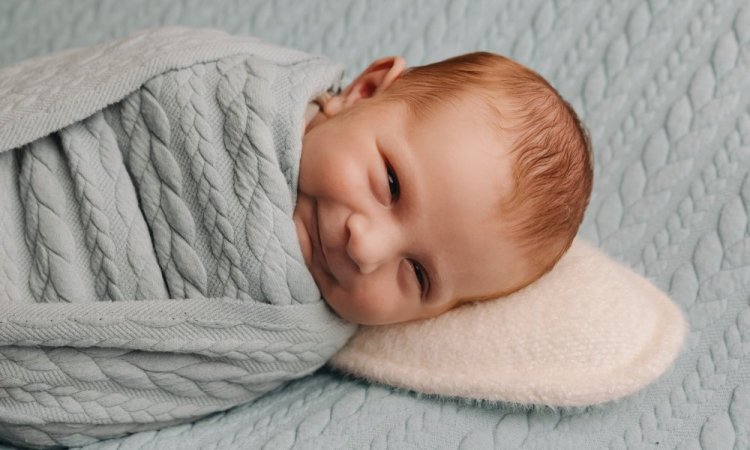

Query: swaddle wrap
left=0, top=27, right=356, bottom=448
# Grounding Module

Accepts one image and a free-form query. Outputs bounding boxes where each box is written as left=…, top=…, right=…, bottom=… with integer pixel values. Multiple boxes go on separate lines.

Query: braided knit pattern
left=113, top=101, right=168, bottom=301
left=119, top=76, right=208, bottom=300
left=0, top=30, right=353, bottom=449
left=216, top=56, right=295, bottom=306
left=175, top=64, right=251, bottom=302
left=18, top=138, right=81, bottom=304
left=60, top=118, right=125, bottom=301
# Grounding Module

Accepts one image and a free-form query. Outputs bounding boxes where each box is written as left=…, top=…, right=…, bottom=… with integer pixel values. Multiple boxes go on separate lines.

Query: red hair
left=381, top=52, right=594, bottom=301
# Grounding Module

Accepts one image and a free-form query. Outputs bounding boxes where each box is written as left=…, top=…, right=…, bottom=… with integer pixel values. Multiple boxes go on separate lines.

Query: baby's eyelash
left=386, top=163, right=400, bottom=201
left=410, top=259, right=428, bottom=297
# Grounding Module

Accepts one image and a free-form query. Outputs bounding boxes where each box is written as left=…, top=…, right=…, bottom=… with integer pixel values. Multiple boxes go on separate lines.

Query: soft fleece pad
left=329, top=239, right=688, bottom=407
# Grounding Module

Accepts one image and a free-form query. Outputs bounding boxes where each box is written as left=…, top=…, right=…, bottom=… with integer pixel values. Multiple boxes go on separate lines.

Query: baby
left=0, top=31, right=592, bottom=446
left=293, top=52, right=593, bottom=326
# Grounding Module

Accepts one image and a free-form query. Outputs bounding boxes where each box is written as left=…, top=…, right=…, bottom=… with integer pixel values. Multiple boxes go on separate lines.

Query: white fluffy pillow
left=327, top=239, right=687, bottom=407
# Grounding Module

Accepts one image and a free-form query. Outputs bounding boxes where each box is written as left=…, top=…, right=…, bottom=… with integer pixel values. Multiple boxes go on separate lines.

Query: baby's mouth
left=313, top=203, right=335, bottom=280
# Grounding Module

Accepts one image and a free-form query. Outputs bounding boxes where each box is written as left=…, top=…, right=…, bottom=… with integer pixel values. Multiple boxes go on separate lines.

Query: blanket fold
left=0, top=27, right=357, bottom=449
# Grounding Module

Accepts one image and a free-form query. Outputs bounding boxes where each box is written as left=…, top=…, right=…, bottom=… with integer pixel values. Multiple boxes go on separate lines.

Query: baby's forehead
left=394, top=94, right=517, bottom=161
left=394, top=90, right=516, bottom=135
left=402, top=102, right=516, bottom=219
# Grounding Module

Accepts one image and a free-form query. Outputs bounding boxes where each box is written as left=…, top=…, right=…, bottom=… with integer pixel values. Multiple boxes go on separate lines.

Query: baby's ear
left=324, top=56, right=406, bottom=116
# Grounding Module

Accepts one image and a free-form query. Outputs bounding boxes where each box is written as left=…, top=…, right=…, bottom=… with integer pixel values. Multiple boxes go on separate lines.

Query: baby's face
left=293, top=95, right=532, bottom=325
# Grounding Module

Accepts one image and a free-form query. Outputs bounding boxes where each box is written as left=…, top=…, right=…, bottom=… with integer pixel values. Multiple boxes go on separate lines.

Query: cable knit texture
left=0, top=27, right=356, bottom=449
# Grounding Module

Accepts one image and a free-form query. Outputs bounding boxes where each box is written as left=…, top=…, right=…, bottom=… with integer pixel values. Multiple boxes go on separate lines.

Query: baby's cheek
left=322, top=276, right=403, bottom=324
left=349, top=284, right=402, bottom=322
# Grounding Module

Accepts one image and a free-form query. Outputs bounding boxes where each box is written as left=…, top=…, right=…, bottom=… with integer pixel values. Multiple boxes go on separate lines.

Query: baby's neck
left=305, top=110, right=326, bottom=134
left=303, top=93, right=336, bottom=135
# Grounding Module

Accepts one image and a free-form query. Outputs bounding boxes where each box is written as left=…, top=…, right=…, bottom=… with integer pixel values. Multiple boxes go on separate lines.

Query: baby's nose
left=345, top=213, right=399, bottom=274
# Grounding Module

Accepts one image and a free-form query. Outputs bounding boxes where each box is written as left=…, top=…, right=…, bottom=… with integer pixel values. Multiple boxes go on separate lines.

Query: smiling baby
left=293, top=52, right=593, bottom=326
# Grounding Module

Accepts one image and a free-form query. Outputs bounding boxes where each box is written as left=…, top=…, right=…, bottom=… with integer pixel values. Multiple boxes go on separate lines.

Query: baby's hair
left=379, top=52, right=594, bottom=302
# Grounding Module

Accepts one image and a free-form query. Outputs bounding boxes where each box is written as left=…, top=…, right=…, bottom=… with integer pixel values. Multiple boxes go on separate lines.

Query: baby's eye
left=409, top=259, right=428, bottom=297
left=386, top=163, right=400, bottom=201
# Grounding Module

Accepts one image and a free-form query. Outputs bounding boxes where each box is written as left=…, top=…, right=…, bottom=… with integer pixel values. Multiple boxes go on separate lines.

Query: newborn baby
left=294, top=52, right=593, bottom=325
left=0, top=29, right=592, bottom=446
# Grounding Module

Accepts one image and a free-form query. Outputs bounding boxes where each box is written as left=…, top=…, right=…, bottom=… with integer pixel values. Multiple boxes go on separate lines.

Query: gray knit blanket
left=0, top=27, right=357, bottom=449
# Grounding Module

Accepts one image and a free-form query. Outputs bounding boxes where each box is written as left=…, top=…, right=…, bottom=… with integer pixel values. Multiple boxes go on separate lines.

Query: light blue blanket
left=0, top=28, right=356, bottom=448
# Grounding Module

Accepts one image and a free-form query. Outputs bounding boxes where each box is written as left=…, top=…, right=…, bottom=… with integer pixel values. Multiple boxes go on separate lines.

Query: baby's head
left=293, top=52, right=593, bottom=326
